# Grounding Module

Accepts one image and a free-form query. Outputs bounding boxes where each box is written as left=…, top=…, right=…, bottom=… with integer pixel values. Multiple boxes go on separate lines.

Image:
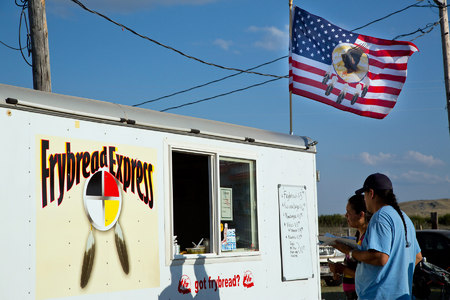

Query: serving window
left=171, top=150, right=259, bottom=258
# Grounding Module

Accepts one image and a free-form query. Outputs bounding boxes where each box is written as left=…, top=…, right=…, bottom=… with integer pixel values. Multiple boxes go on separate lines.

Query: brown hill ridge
left=399, top=198, right=450, bottom=217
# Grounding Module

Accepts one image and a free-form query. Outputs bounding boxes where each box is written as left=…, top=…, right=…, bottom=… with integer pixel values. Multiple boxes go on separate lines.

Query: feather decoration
left=115, top=222, right=129, bottom=274
left=80, top=229, right=95, bottom=288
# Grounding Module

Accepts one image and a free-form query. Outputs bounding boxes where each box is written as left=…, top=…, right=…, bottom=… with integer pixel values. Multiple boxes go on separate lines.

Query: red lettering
left=123, top=156, right=131, bottom=192
left=115, top=154, right=123, bottom=183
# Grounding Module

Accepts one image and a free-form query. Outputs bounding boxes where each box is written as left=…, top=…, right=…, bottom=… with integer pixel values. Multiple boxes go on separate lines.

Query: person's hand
left=328, top=261, right=345, bottom=279
left=328, top=261, right=336, bottom=273
left=329, top=262, right=345, bottom=273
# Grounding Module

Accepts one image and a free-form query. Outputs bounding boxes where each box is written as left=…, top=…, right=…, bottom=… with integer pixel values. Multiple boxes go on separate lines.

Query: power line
left=352, top=1, right=427, bottom=31
left=15, top=0, right=27, bottom=7
left=159, top=20, right=442, bottom=112
left=137, top=2, right=439, bottom=109
left=351, top=1, right=448, bottom=32
left=394, top=19, right=441, bottom=41
left=160, top=77, right=283, bottom=112
left=133, top=56, right=288, bottom=107
left=18, top=2, right=32, bottom=67
left=69, top=0, right=285, bottom=79
left=156, top=5, right=442, bottom=112
left=0, top=40, right=25, bottom=50
left=1, top=0, right=31, bottom=65
left=68, top=0, right=440, bottom=112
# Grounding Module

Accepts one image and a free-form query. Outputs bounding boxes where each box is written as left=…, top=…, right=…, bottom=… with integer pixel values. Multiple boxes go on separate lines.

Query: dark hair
left=374, top=189, right=410, bottom=247
left=347, top=194, right=368, bottom=242
left=348, top=194, right=366, bottom=214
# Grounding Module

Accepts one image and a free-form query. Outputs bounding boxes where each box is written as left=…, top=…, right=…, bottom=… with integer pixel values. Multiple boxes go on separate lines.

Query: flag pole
left=289, top=0, right=293, bottom=135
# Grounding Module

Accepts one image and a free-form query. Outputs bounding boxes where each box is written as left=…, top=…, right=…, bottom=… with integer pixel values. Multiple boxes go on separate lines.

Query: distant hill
left=399, top=198, right=450, bottom=217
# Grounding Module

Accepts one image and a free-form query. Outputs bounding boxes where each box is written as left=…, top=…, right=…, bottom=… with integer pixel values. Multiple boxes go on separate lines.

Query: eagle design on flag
left=289, top=6, right=418, bottom=119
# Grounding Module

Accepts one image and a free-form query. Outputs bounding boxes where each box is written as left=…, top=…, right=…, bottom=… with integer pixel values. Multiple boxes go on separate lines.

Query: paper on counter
left=318, top=233, right=358, bottom=249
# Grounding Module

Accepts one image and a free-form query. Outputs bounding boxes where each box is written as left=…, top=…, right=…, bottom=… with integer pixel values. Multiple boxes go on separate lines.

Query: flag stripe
left=290, top=85, right=389, bottom=119
left=368, top=58, right=408, bottom=71
left=290, top=60, right=400, bottom=102
left=368, top=49, right=416, bottom=58
left=291, top=58, right=406, bottom=85
left=291, top=53, right=404, bottom=93
left=291, top=76, right=396, bottom=108
left=358, top=35, right=419, bottom=51
left=369, top=72, right=406, bottom=83
left=290, top=72, right=397, bottom=107
left=368, top=79, right=405, bottom=91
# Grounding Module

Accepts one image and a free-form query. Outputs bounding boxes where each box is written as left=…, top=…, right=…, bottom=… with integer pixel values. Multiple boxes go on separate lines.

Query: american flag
left=289, top=7, right=418, bottom=119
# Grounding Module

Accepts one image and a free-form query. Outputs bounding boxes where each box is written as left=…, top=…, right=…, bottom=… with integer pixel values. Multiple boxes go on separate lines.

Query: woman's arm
left=415, top=252, right=423, bottom=266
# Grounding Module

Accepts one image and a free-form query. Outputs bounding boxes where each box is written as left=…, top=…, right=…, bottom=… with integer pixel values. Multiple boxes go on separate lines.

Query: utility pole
left=28, top=0, right=51, bottom=92
left=435, top=0, right=450, bottom=135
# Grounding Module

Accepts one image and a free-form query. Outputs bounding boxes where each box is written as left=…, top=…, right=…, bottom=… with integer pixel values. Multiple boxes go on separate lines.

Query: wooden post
left=289, top=0, right=293, bottom=135
left=28, top=0, right=51, bottom=92
left=435, top=0, right=450, bottom=135
left=431, top=212, right=438, bottom=229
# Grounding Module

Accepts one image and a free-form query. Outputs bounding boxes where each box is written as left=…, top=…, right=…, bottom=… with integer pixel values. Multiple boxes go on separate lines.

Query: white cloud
left=213, top=39, right=233, bottom=51
left=359, top=152, right=394, bottom=166
left=397, top=171, right=450, bottom=185
left=404, top=151, right=444, bottom=167
left=358, top=150, right=445, bottom=168
left=247, top=25, right=288, bottom=51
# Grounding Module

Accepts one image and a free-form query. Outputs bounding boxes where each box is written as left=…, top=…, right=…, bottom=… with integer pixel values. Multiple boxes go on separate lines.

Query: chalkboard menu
left=278, top=184, right=313, bottom=281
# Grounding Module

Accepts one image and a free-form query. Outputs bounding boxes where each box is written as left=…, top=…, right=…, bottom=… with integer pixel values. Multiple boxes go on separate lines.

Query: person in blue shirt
left=333, top=173, right=422, bottom=300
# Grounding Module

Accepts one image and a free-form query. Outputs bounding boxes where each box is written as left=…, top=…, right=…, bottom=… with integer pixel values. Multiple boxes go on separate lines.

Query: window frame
left=164, top=141, right=261, bottom=265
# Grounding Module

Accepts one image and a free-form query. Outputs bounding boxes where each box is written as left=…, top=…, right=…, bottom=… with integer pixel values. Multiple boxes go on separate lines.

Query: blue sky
left=1, top=0, right=449, bottom=215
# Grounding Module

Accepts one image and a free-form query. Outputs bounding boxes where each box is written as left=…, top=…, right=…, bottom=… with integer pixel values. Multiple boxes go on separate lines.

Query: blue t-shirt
left=355, top=206, right=421, bottom=300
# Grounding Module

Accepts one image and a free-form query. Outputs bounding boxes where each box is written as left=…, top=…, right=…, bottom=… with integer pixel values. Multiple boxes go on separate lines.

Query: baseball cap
left=355, top=173, right=393, bottom=194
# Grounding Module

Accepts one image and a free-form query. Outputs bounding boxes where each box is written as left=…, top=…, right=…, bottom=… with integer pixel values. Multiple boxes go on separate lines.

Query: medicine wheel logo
left=83, top=169, right=122, bottom=231
left=80, top=169, right=129, bottom=289
left=178, top=275, right=191, bottom=294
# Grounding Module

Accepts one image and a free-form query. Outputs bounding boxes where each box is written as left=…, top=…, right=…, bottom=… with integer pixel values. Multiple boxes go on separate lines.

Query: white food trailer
left=0, top=84, right=321, bottom=299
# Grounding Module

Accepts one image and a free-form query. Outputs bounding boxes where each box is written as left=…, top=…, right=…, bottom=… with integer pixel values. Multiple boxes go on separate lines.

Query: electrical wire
left=0, top=40, right=25, bottom=51
left=394, top=18, right=442, bottom=41
left=69, top=0, right=286, bottom=79
left=158, top=6, right=443, bottom=112
left=67, top=0, right=442, bottom=110
left=67, top=0, right=443, bottom=111
left=139, top=3, right=441, bottom=109
left=133, top=55, right=288, bottom=107
left=351, top=1, right=442, bottom=31
left=160, top=77, right=283, bottom=112
left=18, top=1, right=32, bottom=67
left=15, top=0, right=27, bottom=8
left=1, top=0, right=31, bottom=63
left=352, top=2, right=420, bottom=31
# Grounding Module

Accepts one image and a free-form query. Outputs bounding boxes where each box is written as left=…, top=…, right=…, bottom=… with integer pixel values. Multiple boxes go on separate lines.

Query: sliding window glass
left=219, top=157, right=258, bottom=252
